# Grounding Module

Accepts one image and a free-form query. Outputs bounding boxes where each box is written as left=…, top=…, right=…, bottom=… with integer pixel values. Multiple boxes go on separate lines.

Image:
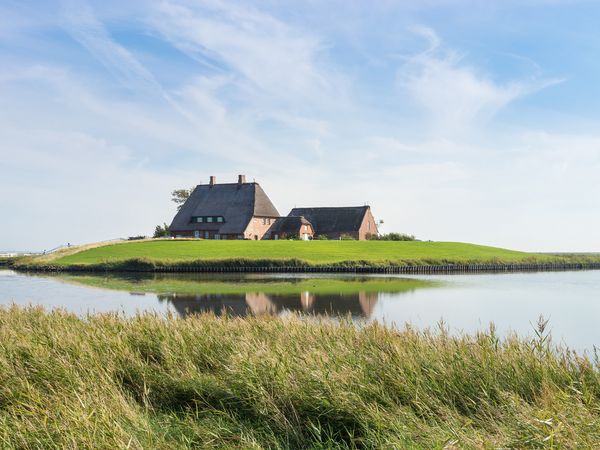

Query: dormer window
left=191, top=216, right=225, bottom=224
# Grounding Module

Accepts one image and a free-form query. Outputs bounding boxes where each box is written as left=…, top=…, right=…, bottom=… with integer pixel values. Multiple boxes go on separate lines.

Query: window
left=196, top=217, right=203, bottom=223
left=207, top=217, right=213, bottom=223
left=194, top=230, right=200, bottom=238
left=204, top=231, right=209, bottom=239
left=214, top=234, right=220, bottom=240
left=217, top=216, right=223, bottom=223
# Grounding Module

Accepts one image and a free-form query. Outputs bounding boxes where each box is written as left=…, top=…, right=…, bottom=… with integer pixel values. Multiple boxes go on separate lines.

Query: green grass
left=53, top=273, right=439, bottom=296
left=29, top=239, right=577, bottom=268
left=2, top=307, right=600, bottom=448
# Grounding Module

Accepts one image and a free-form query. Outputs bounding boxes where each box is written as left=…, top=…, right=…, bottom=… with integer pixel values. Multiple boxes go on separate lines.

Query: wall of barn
left=245, top=216, right=277, bottom=240
left=358, top=208, right=378, bottom=240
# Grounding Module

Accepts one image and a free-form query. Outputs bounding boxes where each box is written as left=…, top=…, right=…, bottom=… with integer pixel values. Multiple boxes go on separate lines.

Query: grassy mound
left=25, top=239, right=565, bottom=269
left=1, top=307, right=600, bottom=448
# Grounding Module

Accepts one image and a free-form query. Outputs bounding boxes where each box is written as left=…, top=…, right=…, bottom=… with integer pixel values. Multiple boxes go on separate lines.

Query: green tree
left=171, top=187, right=195, bottom=211
left=153, top=223, right=170, bottom=238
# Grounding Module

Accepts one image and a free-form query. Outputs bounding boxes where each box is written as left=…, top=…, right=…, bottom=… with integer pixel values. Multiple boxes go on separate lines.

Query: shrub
left=340, top=234, right=356, bottom=240
left=315, top=235, right=329, bottom=240
left=368, top=232, right=417, bottom=241
left=153, top=223, right=170, bottom=238
left=127, top=236, right=147, bottom=241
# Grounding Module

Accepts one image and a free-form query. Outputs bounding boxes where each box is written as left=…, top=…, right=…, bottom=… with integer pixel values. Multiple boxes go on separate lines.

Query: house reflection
left=157, top=291, right=378, bottom=319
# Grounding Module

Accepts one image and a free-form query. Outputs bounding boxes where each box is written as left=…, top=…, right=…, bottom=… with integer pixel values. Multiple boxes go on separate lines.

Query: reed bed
left=1, top=307, right=599, bottom=448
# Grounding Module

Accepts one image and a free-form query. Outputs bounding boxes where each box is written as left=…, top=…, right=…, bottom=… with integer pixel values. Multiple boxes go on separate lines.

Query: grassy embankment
left=1, top=306, right=600, bottom=448
left=52, top=273, right=438, bottom=296
left=17, top=239, right=600, bottom=271
left=0, top=256, right=18, bottom=268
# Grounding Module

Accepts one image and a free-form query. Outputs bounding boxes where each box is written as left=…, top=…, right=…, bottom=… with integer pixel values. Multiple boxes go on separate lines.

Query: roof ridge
left=195, top=182, right=258, bottom=187
left=291, top=205, right=369, bottom=209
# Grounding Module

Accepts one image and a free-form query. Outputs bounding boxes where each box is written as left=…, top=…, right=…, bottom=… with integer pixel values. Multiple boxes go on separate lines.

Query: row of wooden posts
left=152, top=262, right=600, bottom=274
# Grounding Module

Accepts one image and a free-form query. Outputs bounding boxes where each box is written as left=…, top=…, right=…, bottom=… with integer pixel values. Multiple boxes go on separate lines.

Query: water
left=1, top=269, right=599, bottom=351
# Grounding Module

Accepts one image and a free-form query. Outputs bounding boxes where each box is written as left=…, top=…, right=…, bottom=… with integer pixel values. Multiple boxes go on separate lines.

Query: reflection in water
left=158, top=291, right=378, bottom=319
left=5, top=269, right=600, bottom=351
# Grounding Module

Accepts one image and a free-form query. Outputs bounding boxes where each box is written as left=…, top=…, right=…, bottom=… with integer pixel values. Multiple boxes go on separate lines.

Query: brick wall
left=358, top=208, right=378, bottom=240
left=244, top=216, right=277, bottom=240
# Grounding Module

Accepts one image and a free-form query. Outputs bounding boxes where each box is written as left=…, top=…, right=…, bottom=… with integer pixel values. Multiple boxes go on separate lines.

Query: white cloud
left=60, top=0, right=165, bottom=95
left=397, top=26, right=558, bottom=134
left=149, top=0, right=335, bottom=104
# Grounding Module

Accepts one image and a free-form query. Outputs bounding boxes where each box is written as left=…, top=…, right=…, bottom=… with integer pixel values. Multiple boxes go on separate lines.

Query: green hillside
left=42, top=239, right=551, bottom=267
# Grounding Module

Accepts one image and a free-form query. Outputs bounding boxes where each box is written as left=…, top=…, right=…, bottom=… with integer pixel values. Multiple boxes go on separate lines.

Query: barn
left=287, top=206, right=378, bottom=240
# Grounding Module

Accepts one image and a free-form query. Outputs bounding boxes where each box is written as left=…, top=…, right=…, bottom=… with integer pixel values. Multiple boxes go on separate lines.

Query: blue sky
left=2, top=0, right=600, bottom=252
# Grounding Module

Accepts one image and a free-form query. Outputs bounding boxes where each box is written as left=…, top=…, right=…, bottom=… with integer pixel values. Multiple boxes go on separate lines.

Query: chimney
left=238, top=174, right=246, bottom=184
left=209, top=175, right=216, bottom=186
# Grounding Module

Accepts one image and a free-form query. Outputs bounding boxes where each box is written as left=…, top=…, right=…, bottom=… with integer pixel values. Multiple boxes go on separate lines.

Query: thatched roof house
left=288, top=206, right=377, bottom=240
left=169, top=175, right=279, bottom=240
left=265, top=216, right=314, bottom=240
left=169, top=175, right=378, bottom=240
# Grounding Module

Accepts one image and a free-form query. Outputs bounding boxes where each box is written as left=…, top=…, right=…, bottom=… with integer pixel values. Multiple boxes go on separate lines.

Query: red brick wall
left=244, top=216, right=277, bottom=240
left=358, top=207, right=378, bottom=240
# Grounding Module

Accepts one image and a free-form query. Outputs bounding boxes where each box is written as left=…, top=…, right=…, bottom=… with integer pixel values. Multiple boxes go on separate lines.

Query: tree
left=153, top=223, right=170, bottom=238
left=171, top=187, right=195, bottom=211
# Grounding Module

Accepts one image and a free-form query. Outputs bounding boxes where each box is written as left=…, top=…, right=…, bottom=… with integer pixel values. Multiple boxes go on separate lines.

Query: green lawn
left=46, top=239, right=555, bottom=267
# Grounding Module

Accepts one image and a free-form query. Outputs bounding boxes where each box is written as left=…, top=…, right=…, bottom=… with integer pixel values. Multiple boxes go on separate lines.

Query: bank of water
left=1, top=269, right=599, bottom=351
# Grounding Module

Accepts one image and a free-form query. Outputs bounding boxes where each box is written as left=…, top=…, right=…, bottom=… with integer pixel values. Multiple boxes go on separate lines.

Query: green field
left=32, top=239, right=566, bottom=268
left=1, top=306, right=599, bottom=448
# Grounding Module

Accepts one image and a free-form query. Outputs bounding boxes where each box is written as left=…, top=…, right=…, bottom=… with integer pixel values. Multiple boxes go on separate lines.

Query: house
left=169, top=175, right=280, bottom=240
left=287, top=206, right=378, bottom=240
left=264, top=216, right=314, bottom=240
left=169, top=175, right=378, bottom=240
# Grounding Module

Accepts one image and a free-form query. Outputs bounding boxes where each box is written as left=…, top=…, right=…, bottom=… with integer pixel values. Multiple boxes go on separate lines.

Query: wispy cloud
left=397, top=26, right=560, bottom=134
left=59, top=0, right=203, bottom=123
left=60, top=0, right=163, bottom=94
left=149, top=0, right=335, bottom=104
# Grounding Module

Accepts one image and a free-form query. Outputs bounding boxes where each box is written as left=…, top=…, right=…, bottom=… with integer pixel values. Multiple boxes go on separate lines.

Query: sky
left=2, top=0, right=600, bottom=252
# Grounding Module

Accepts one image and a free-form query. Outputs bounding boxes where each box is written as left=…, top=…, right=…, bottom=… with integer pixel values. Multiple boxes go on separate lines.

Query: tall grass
left=1, top=307, right=600, bottom=448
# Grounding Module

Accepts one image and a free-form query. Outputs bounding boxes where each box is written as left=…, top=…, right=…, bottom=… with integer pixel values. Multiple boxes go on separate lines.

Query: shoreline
left=13, top=260, right=600, bottom=274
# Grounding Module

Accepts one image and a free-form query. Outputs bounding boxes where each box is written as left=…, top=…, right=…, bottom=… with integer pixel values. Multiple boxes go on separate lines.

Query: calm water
left=1, top=269, right=600, bottom=351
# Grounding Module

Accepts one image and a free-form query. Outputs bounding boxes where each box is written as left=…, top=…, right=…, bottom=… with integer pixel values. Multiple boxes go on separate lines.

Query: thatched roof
left=169, top=182, right=279, bottom=234
left=287, top=206, right=369, bottom=234
left=268, top=216, right=311, bottom=234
